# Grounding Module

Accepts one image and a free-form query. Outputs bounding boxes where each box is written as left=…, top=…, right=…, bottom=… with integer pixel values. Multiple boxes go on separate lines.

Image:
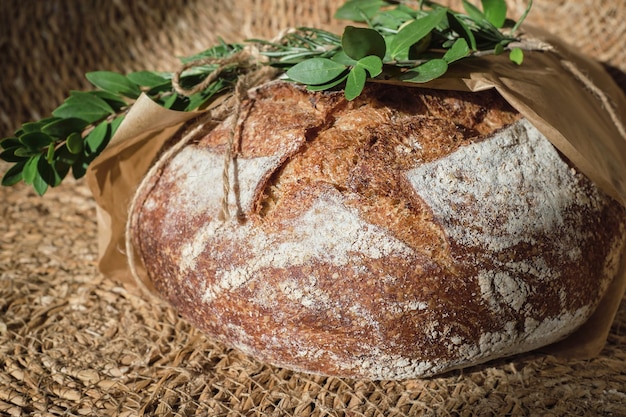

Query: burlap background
left=1, top=1, right=626, bottom=415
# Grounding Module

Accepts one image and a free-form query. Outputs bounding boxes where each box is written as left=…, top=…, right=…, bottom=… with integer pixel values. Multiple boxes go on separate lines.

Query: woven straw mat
left=1, top=1, right=626, bottom=416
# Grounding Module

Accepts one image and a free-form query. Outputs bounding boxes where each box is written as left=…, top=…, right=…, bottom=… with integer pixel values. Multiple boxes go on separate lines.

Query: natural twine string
left=218, top=70, right=262, bottom=222
left=174, top=46, right=279, bottom=222
left=125, top=46, right=278, bottom=296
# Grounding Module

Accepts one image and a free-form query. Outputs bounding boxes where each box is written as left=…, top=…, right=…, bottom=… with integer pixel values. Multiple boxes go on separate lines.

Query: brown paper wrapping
left=85, top=28, right=626, bottom=360
left=87, top=96, right=205, bottom=286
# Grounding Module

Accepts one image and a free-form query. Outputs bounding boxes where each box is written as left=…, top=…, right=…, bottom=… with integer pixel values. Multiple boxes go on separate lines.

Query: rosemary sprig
left=1, top=0, right=532, bottom=195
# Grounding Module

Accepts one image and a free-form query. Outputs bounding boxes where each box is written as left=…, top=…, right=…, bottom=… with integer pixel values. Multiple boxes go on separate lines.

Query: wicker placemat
left=2, top=1, right=626, bottom=416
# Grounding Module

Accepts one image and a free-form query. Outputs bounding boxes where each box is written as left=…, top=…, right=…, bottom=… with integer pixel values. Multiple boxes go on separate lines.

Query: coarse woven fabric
left=1, top=0, right=626, bottom=416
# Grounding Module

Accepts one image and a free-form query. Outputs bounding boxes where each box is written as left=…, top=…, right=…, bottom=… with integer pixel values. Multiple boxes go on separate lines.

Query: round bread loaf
left=130, top=81, right=626, bottom=380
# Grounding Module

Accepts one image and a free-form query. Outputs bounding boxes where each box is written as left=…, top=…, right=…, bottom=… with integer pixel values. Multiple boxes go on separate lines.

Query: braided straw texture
left=1, top=1, right=626, bottom=416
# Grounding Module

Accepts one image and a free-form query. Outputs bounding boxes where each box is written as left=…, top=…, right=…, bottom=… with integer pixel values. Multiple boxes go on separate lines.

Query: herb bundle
left=1, top=0, right=531, bottom=195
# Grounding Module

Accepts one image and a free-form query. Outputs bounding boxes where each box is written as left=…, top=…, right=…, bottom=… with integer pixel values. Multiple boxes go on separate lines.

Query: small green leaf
left=401, top=59, right=449, bottom=83
left=494, top=42, right=505, bottom=55
left=127, top=71, right=170, bottom=87
left=41, top=118, right=89, bottom=139
left=286, top=58, right=348, bottom=85
left=306, top=73, right=349, bottom=91
left=66, top=132, right=84, bottom=155
left=448, top=12, right=477, bottom=50
left=22, top=154, right=41, bottom=185
left=389, top=8, right=447, bottom=60
left=481, top=0, right=507, bottom=28
left=19, top=132, right=54, bottom=149
left=16, top=117, right=60, bottom=137
left=13, top=148, right=33, bottom=158
left=161, top=93, right=184, bottom=110
left=71, top=160, right=88, bottom=180
left=110, top=116, right=124, bottom=137
left=21, top=122, right=47, bottom=134
left=32, top=171, right=49, bottom=195
left=53, top=91, right=114, bottom=123
left=85, top=121, right=110, bottom=155
left=334, top=0, right=387, bottom=22
left=1, top=162, right=25, bottom=186
left=46, top=144, right=55, bottom=163
left=462, top=0, right=486, bottom=23
left=90, top=91, right=128, bottom=112
left=342, top=26, right=386, bottom=60
left=509, top=47, right=524, bottom=65
left=54, top=161, right=70, bottom=184
left=345, top=66, right=367, bottom=101
left=14, top=147, right=39, bottom=158
left=0, top=147, right=29, bottom=163
left=37, top=157, right=56, bottom=186
left=86, top=71, right=141, bottom=98
left=357, top=55, right=383, bottom=78
left=1, top=137, right=21, bottom=150
left=35, top=156, right=67, bottom=188
left=54, top=144, right=80, bottom=166
left=331, top=50, right=358, bottom=66
left=443, top=38, right=470, bottom=63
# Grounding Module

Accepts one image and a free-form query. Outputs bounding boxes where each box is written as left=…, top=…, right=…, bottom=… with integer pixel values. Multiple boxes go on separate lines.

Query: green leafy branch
left=1, top=0, right=533, bottom=195
left=283, top=0, right=532, bottom=99
left=1, top=43, right=243, bottom=195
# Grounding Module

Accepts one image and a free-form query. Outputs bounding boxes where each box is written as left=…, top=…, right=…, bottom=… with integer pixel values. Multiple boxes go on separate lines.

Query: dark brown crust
left=131, top=82, right=626, bottom=380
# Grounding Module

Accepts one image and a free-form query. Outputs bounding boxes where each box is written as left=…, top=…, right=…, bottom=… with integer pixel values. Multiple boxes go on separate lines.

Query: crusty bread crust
left=131, top=82, right=626, bottom=379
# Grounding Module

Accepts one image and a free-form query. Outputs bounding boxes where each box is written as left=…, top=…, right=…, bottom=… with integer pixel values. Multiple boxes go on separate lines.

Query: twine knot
left=172, top=45, right=265, bottom=97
